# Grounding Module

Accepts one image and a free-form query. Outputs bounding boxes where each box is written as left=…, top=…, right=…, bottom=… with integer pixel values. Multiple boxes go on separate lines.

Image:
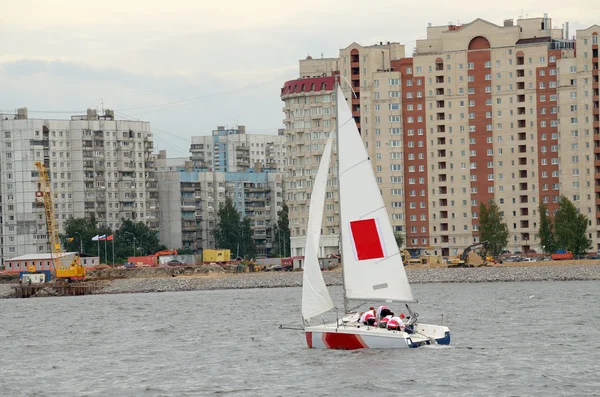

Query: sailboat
left=301, top=82, right=451, bottom=349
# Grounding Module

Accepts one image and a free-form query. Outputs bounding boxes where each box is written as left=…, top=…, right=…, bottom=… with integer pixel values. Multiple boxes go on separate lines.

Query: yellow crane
left=35, top=162, right=86, bottom=281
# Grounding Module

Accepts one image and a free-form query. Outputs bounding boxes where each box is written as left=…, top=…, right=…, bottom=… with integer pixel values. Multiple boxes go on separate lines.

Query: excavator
left=34, top=162, right=86, bottom=281
left=448, top=241, right=494, bottom=268
left=401, top=249, right=443, bottom=267
left=154, top=249, right=178, bottom=257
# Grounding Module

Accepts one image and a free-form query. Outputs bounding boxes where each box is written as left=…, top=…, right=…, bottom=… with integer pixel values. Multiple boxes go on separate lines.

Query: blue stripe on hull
left=436, top=331, right=451, bottom=345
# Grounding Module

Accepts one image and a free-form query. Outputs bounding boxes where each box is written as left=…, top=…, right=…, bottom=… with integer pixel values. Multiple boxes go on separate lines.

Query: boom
left=35, top=162, right=86, bottom=280
left=35, top=162, right=62, bottom=273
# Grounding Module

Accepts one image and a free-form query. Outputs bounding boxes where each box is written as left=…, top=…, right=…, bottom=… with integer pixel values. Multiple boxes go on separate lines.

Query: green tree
left=272, top=202, right=291, bottom=257
left=61, top=216, right=111, bottom=259
left=478, top=199, right=509, bottom=256
left=394, top=231, right=404, bottom=249
left=554, top=195, right=591, bottom=257
left=114, top=219, right=165, bottom=262
left=536, top=202, right=557, bottom=254
left=239, top=217, right=257, bottom=259
left=214, top=196, right=242, bottom=254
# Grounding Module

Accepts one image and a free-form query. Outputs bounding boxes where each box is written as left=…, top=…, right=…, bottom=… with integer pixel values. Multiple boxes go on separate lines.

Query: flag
left=99, top=235, right=107, bottom=241
left=106, top=235, right=114, bottom=241
left=92, top=235, right=100, bottom=241
left=349, top=218, right=386, bottom=261
left=67, top=237, right=74, bottom=242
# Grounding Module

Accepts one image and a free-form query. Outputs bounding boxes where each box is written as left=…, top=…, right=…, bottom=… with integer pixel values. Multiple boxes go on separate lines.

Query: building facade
left=281, top=15, right=600, bottom=257
left=281, top=75, right=340, bottom=257
left=0, top=108, right=158, bottom=262
left=189, top=125, right=285, bottom=173
left=157, top=150, right=283, bottom=257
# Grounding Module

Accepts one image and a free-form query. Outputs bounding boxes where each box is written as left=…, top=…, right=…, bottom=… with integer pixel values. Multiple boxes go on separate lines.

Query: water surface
left=1, top=281, right=598, bottom=396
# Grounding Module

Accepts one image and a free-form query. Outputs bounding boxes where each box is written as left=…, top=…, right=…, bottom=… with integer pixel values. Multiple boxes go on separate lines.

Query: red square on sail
left=349, top=219, right=385, bottom=261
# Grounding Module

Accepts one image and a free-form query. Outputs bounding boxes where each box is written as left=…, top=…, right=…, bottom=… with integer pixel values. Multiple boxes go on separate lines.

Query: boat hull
left=305, top=323, right=450, bottom=349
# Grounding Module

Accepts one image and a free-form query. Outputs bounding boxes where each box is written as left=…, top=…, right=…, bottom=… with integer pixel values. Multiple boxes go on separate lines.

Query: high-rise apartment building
left=157, top=150, right=284, bottom=257
left=189, top=125, right=285, bottom=173
left=282, top=15, right=600, bottom=257
left=0, top=108, right=158, bottom=261
left=281, top=74, right=340, bottom=257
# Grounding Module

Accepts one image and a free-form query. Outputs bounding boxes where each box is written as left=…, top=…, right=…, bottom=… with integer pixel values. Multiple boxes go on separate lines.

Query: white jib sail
left=336, top=85, right=415, bottom=303
left=301, top=134, right=335, bottom=321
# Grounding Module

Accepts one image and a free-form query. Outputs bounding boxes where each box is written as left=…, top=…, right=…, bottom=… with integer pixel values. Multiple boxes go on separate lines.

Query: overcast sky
left=0, top=0, right=595, bottom=156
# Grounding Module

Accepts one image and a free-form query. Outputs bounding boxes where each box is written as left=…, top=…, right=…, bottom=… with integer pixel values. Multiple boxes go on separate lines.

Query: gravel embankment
left=2, top=265, right=599, bottom=299
left=97, top=264, right=600, bottom=296
left=0, top=284, right=15, bottom=299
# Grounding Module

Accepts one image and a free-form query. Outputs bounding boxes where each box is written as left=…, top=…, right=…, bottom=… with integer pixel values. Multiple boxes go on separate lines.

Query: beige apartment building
left=0, top=108, right=159, bottom=262
left=282, top=15, right=600, bottom=258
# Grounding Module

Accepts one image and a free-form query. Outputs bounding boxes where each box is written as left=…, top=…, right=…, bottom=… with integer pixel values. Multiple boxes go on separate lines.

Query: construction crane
left=34, top=162, right=86, bottom=281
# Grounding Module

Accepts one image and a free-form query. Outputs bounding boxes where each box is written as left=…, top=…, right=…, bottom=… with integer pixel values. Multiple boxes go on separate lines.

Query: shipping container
left=203, top=249, right=231, bottom=263
left=19, top=270, right=52, bottom=283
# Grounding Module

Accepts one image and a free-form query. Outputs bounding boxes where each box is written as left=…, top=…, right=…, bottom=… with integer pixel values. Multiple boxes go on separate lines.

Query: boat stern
left=411, top=323, right=451, bottom=346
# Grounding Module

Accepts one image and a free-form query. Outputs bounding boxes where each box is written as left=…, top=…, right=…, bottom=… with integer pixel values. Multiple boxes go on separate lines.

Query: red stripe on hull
left=322, top=332, right=368, bottom=350
left=305, top=332, right=313, bottom=348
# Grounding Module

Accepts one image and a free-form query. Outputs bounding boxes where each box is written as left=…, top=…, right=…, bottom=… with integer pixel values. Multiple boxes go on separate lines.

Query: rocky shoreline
left=1, top=264, right=599, bottom=299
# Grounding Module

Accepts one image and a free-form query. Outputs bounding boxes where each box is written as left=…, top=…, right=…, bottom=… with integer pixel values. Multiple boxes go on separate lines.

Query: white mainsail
left=336, top=85, right=415, bottom=303
left=301, top=134, right=335, bottom=321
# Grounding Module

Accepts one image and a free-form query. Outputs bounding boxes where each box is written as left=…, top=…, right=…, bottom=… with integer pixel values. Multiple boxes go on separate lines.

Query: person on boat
left=399, top=313, right=414, bottom=333
left=359, top=307, right=377, bottom=326
left=376, top=305, right=392, bottom=320
left=378, top=312, right=393, bottom=328
left=387, top=316, right=405, bottom=331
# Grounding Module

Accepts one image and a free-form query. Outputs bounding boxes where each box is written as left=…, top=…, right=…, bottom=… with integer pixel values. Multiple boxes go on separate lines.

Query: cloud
left=0, top=59, right=287, bottom=156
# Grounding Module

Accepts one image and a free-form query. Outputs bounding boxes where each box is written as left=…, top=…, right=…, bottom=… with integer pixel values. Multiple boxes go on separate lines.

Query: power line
left=118, top=73, right=296, bottom=116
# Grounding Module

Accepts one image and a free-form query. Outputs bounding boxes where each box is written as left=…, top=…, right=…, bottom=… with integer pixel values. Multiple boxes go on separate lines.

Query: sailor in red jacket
left=359, top=307, right=377, bottom=326
left=387, top=315, right=405, bottom=331
left=376, top=305, right=392, bottom=320
left=378, top=313, right=393, bottom=328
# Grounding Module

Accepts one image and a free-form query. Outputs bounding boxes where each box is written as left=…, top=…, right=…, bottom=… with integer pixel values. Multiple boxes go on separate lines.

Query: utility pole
left=75, top=232, right=83, bottom=255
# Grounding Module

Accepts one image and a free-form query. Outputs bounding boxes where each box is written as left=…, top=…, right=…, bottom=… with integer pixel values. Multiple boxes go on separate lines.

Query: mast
left=335, top=76, right=349, bottom=314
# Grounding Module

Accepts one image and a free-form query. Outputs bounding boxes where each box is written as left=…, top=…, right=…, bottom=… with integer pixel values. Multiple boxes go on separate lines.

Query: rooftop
left=7, top=252, right=79, bottom=261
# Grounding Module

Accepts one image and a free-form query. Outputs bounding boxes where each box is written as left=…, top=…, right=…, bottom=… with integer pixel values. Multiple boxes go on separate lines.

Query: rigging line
left=118, top=73, right=297, bottom=113
left=359, top=205, right=386, bottom=219
left=374, top=251, right=401, bottom=265
left=339, top=158, right=370, bottom=178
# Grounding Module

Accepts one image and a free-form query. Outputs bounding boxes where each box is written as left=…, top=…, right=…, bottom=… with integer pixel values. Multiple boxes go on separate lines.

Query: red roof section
left=281, top=76, right=336, bottom=97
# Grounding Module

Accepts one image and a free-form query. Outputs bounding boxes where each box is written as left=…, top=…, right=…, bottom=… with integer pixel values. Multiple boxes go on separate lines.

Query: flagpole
left=97, top=238, right=100, bottom=262
left=112, top=237, right=115, bottom=267
left=104, top=239, right=107, bottom=265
